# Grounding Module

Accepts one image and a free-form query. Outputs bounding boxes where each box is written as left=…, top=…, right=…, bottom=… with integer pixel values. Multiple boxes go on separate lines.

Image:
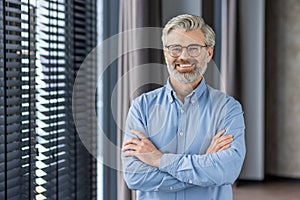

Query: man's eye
left=189, top=47, right=199, bottom=51
left=171, top=47, right=181, bottom=52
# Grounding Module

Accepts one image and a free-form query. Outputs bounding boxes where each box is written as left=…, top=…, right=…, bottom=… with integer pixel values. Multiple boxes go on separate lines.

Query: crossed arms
left=121, top=98, right=246, bottom=192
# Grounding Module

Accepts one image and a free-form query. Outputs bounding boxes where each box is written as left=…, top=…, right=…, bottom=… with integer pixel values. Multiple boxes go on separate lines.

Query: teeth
left=177, top=64, right=192, bottom=68
left=181, top=64, right=191, bottom=67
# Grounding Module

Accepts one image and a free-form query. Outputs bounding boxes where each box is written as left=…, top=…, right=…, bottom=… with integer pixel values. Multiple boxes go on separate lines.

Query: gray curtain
left=116, top=1, right=166, bottom=200
left=203, top=0, right=266, bottom=180
left=203, top=0, right=239, bottom=98
left=266, top=0, right=300, bottom=178
left=224, top=0, right=238, bottom=97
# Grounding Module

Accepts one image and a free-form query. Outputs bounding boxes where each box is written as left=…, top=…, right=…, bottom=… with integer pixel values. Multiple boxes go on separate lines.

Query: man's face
left=163, top=29, right=214, bottom=83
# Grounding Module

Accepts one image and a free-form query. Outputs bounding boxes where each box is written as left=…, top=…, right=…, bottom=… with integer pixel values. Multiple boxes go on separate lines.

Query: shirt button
left=180, top=109, right=184, bottom=113
left=191, top=100, right=195, bottom=104
left=189, top=180, right=193, bottom=184
left=170, top=186, right=173, bottom=190
left=179, top=132, right=184, bottom=136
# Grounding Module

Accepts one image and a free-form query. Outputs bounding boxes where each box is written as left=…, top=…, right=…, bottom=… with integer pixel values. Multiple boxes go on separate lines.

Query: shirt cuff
left=159, top=153, right=181, bottom=173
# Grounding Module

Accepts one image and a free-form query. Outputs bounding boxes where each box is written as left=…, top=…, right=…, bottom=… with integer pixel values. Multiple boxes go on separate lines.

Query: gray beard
left=167, top=63, right=208, bottom=84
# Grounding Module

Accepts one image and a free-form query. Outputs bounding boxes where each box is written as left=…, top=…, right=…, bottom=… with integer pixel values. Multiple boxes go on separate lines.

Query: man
left=122, top=14, right=245, bottom=200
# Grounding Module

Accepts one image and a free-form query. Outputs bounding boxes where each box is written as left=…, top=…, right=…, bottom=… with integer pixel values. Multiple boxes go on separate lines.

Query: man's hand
left=206, top=130, right=233, bottom=154
left=122, top=130, right=163, bottom=168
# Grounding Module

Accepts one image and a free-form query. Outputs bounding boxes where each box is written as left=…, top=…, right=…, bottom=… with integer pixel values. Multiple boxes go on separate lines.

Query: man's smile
left=175, top=63, right=195, bottom=72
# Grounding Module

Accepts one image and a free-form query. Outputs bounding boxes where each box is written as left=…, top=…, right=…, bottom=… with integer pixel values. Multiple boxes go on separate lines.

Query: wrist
left=154, top=152, right=163, bottom=168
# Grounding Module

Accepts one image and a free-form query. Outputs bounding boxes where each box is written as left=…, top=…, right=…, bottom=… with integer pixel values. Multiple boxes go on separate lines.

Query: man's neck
left=170, top=77, right=202, bottom=103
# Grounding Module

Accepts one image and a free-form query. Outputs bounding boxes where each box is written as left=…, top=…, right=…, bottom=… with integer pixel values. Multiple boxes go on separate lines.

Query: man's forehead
left=165, top=29, right=205, bottom=44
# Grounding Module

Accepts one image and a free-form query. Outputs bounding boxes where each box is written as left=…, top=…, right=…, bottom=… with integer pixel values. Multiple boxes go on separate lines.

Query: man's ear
left=163, top=50, right=169, bottom=63
left=206, top=46, right=214, bottom=63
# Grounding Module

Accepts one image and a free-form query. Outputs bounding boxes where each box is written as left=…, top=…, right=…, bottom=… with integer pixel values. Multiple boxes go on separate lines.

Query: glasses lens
left=187, top=45, right=201, bottom=57
left=169, top=46, right=182, bottom=57
left=167, top=45, right=204, bottom=57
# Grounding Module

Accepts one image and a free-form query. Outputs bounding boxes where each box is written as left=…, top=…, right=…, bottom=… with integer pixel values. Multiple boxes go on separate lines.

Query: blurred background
left=1, top=0, right=300, bottom=199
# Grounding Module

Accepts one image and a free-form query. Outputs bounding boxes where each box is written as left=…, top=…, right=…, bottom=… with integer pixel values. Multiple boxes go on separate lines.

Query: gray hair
left=162, top=14, right=215, bottom=47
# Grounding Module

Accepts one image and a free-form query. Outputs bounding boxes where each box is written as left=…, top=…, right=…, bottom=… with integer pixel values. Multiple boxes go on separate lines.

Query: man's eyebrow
left=166, top=43, right=204, bottom=47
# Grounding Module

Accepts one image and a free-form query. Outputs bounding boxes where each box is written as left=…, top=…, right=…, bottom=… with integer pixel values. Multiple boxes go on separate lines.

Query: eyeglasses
left=165, top=44, right=207, bottom=58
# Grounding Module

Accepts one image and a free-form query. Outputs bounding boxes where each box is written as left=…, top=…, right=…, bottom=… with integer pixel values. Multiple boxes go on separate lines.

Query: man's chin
left=173, top=73, right=200, bottom=84
left=168, top=66, right=203, bottom=83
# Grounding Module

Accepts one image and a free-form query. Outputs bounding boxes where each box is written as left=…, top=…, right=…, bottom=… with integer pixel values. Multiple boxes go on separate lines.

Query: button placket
left=177, top=105, right=186, bottom=153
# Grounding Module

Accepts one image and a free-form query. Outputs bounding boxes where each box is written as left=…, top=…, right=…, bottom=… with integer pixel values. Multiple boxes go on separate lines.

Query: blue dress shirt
left=122, top=78, right=246, bottom=200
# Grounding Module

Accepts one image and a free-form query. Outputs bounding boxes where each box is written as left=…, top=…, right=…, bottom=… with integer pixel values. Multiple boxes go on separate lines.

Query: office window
left=0, top=0, right=97, bottom=199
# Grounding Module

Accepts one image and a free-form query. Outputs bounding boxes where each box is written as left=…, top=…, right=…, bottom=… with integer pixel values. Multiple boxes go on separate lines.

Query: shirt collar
left=165, top=78, right=175, bottom=103
left=165, top=77, right=207, bottom=104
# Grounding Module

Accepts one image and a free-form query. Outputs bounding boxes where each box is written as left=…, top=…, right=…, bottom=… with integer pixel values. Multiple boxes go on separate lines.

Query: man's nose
left=179, top=47, right=190, bottom=59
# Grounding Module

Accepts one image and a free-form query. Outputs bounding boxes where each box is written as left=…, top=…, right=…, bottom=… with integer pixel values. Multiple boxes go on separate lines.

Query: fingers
left=122, top=142, right=145, bottom=152
left=214, top=129, right=226, bottom=139
left=122, top=130, right=148, bottom=150
left=131, top=130, right=148, bottom=140
left=206, top=130, right=234, bottom=154
left=122, top=130, right=149, bottom=153
left=123, top=138, right=140, bottom=146
left=215, top=136, right=233, bottom=151
left=122, top=143, right=137, bottom=152
left=213, top=129, right=233, bottom=145
left=216, top=134, right=233, bottom=144
left=219, top=144, right=230, bottom=151
left=123, top=150, right=136, bottom=157
left=122, top=138, right=143, bottom=151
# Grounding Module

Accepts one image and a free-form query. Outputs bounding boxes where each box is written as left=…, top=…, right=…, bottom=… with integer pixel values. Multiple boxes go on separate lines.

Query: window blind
left=0, top=0, right=36, bottom=199
left=71, top=0, right=97, bottom=199
left=0, top=0, right=97, bottom=199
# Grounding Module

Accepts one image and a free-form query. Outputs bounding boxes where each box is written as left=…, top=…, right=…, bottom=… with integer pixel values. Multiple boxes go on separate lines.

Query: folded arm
left=122, top=102, right=194, bottom=192
left=122, top=133, right=196, bottom=192
left=159, top=100, right=246, bottom=186
left=122, top=97, right=245, bottom=190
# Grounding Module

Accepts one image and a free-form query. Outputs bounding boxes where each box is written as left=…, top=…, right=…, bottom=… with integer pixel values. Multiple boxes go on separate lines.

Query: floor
left=233, top=177, right=300, bottom=200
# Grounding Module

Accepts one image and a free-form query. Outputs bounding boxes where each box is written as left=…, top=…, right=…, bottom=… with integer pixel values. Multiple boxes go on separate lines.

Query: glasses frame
left=164, top=44, right=208, bottom=58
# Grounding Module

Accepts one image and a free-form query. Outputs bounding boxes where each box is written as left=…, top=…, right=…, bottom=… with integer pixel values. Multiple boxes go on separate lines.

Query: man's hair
left=162, top=14, right=215, bottom=47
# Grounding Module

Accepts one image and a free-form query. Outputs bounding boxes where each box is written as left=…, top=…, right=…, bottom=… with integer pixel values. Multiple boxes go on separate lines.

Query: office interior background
left=1, top=0, right=300, bottom=199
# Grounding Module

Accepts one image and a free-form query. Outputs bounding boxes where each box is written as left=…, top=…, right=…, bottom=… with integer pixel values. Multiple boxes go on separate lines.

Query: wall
left=266, top=0, right=300, bottom=178
left=162, top=0, right=202, bottom=24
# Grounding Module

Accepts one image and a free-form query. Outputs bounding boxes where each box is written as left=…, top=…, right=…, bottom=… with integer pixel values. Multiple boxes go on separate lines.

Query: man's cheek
left=165, top=58, right=173, bottom=68
left=164, top=56, right=171, bottom=64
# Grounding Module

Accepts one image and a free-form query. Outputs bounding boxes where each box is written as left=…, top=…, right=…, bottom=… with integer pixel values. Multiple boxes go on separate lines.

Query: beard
left=167, top=60, right=208, bottom=84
